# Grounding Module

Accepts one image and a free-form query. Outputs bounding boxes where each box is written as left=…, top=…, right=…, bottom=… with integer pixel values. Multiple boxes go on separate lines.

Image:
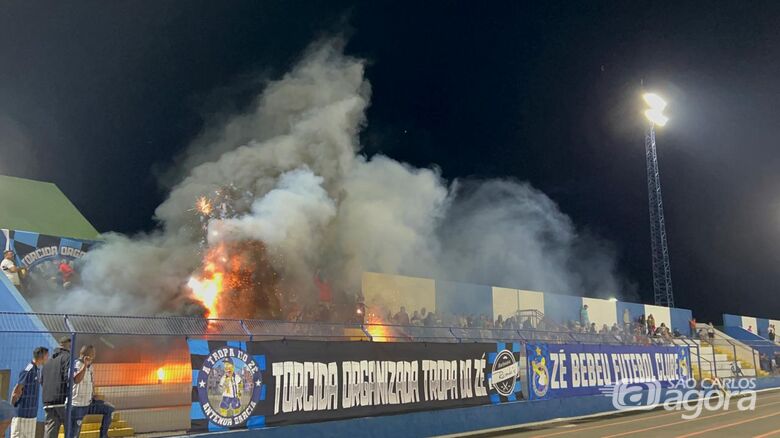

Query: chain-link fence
left=0, top=312, right=735, bottom=437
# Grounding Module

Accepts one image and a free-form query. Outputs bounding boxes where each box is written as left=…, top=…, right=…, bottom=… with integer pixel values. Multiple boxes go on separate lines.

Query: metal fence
left=0, top=312, right=774, bottom=438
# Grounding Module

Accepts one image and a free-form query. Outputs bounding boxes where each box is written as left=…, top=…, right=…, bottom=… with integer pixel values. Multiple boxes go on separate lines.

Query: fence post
left=239, top=319, right=253, bottom=342
left=711, top=340, right=718, bottom=378
left=695, top=342, right=703, bottom=383
left=360, top=324, right=373, bottom=342
left=64, top=315, right=76, bottom=438
left=448, top=327, right=461, bottom=343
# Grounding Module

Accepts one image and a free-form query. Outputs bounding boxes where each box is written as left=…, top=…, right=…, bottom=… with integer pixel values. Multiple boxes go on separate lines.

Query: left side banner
left=187, top=339, right=525, bottom=432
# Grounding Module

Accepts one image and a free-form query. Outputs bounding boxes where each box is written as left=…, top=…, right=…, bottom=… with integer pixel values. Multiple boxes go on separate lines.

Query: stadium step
left=57, top=413, right=135, bottom=438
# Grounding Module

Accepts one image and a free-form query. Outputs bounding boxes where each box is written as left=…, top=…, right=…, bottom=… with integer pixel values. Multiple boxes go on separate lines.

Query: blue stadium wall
left=0, top=228, right=95, bottom=420
left=0, top=274, right=58, bottom=421
left=363, top=272, right=694, bottom=335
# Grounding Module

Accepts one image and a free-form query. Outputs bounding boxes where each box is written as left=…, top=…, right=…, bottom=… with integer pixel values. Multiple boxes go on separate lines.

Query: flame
left=187, top=261, right=223, bottom=318
left=156, top=367, right=165, bottom=382
left=186, top=241, right=283, bottom=320
left=365, top=312, right=391, bottom=342
left=196, top=196, right=213, bottom=215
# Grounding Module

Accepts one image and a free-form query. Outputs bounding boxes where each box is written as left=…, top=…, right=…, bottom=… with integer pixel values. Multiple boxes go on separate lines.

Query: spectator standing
left=646, top=314, right=656, bottom=335
left=689, top=318, right=697, bottom=337
left=580, top=305, right=590, bottom=327
left=638, top=314, right=646, bottom=334
left=10, top=347, right=49, bottom=438
left=70, top=345, right=114, bottom=438
left=410, top=310, right=421, bottom=326
left=41, top=337, right=72, bottom=438
left=394, top=307, right=410, bottom=326
left=707, top=323, right=716, bottom=341
left=2, top=250, right=21, bottom=287
left=58, top=260, right=74, bottom=289
left=769, top=326, right=776, bottom=342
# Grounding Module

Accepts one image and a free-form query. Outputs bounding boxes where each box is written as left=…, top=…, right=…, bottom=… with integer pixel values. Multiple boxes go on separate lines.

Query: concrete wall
left=582, top=297, right=617, bottom=329
left=362, top=272, right=436, bottom=314
left=724, top=313, right=776, bottom=338
left=362, top=272, right=695, bottom=334
left=490, top=288, right=545, bottom=321
left=435, top=280, right=491, bottom=318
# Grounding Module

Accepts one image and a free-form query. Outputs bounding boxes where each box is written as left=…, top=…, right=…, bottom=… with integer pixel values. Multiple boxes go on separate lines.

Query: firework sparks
left=195, top=196, right=213, bottom=216
left=186, top=241, right=284, bottom=320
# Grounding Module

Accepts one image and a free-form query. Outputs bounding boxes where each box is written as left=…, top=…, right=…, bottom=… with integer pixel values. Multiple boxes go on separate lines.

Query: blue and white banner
left=526, top=343, right=691, bottom=400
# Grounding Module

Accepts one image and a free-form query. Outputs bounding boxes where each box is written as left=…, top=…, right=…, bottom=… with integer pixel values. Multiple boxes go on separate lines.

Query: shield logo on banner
left=490, top=350, right=519, bottom=396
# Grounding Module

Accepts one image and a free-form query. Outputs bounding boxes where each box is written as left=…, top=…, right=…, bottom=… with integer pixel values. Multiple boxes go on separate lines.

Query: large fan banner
left=526, top=343, right=691, bottom=400
left=186, top=339, right=524, bottom=432
left=1, top=228, right=97, bottom=293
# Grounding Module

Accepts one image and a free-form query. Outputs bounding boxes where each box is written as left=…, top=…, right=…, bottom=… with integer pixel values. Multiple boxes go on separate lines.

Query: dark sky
left=1, top=1, right=779, bottom=322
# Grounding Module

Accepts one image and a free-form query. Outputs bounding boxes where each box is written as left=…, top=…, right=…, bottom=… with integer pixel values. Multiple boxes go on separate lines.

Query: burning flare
left=187, top=260, right=223, bottom=318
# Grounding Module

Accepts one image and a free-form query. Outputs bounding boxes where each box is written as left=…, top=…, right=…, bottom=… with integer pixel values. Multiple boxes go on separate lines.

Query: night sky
left=1, top=1, right=779, bottom=322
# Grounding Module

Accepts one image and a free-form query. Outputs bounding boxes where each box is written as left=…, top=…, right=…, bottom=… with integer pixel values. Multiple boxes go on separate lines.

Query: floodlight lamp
left=644, top=109, right=669, bottom=127
left=643, top=93, right=667, bottom=111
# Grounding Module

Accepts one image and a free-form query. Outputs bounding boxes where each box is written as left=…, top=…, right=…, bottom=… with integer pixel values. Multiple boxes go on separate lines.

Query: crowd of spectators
left=378, top=304, right=684, bottom=345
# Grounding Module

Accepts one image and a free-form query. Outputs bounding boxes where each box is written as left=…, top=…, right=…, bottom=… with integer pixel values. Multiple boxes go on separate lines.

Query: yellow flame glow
left=187, top=269, right=223, bottom=318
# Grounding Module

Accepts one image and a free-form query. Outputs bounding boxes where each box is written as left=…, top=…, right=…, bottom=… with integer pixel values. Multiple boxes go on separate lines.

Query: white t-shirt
left=219, top=374, right=242, bottom=398
left=1, top=258, right=20, bottom=285
left=71, top=360, right=93, bottom=407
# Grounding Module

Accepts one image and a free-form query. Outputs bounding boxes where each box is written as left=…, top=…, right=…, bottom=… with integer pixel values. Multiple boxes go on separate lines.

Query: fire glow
left=187, top=258, right=224, bottom=319
left=365, top=312, right=392, bottom=342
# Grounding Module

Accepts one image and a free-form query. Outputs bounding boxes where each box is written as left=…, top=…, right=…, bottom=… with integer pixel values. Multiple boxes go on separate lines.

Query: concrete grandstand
left=2, top=174, right=780, bottom=437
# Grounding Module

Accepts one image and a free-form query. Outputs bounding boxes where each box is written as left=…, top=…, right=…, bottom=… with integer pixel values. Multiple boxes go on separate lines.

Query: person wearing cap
left=2, top=250, right=21, bottom=287
left=41, top=337, right=72, bottom=438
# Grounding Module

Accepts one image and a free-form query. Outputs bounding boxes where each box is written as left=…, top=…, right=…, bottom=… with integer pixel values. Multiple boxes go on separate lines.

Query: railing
left=0, top=311, right=685, bottom=346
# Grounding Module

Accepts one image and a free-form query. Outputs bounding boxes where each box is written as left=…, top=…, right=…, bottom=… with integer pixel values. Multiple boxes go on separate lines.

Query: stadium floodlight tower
left=643, top=92, right=674, bottom=308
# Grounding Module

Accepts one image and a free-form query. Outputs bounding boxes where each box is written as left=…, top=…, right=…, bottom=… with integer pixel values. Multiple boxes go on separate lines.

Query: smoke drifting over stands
left=29, top=40, right=629, bottom=318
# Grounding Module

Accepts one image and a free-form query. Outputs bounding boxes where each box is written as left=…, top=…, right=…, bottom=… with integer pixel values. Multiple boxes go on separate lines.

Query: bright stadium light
left=644, top=109, right=669, bottom=126
left=643, top=93, right=669, bottom=126
left=643, top=93, right=667, bottom=111
left=642, top=90, right=675, bottom=307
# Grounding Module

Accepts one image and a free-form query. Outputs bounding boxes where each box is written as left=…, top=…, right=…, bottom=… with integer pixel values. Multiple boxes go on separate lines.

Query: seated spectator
left=522, top=318, right=534, bottom=330
left=599, top=324, right=609, bottom=335
left=589, top=322, right=597, bottom=334
left=423, top=311, right=436, bottom=327
left=495, top=315, right=504, bottom=329
left=410, top=310, right=422, bottom=326
left=394, top=306, right=410, bottom=326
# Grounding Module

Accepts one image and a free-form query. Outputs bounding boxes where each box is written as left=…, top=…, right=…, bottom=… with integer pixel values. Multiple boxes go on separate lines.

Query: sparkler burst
left=196, top=196, right=213, bottom=215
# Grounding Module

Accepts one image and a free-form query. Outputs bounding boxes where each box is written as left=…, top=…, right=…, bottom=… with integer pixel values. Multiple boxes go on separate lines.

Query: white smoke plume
left=29, top=39, right=628, bottom=315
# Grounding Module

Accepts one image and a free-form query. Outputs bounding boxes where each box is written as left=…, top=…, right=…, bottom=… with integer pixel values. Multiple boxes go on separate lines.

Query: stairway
left=684, top=336, right=759, bottom=379
left=58, top=413, right=135, bottom=438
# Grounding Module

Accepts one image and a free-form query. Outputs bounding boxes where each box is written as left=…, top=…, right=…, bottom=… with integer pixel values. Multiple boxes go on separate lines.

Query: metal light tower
left=643, top=93, right=674, bottom=307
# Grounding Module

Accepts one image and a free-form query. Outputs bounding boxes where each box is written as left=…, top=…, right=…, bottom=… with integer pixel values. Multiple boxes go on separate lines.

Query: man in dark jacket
left=41, top=337, right=72, bottom=438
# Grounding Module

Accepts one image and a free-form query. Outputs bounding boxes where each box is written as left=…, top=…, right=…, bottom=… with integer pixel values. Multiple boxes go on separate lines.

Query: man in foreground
left=41, top=337, right=71, bottom=438
left=71, top=345, right=114, bottom=438
left=10, top=347, right=49, bottom=438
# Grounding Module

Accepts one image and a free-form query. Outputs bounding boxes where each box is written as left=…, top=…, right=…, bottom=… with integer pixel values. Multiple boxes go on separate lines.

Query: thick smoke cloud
left=30, top=39, right=627, bottom=315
